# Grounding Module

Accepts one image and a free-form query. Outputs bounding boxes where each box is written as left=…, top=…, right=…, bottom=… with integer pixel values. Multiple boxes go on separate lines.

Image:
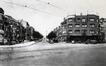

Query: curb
left=0, top=41, right=35, bottom=48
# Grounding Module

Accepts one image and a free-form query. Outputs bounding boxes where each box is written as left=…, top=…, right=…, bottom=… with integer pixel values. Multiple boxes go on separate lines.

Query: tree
left=33, top=31, right=43, bottom=40
left=0, top=7, right=4, bottom=14
left=46, top=31, right=57, bottom=40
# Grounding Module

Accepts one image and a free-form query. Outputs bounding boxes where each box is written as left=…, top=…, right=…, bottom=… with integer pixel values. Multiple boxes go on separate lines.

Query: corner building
left=61, top=14, right=101, bottom=42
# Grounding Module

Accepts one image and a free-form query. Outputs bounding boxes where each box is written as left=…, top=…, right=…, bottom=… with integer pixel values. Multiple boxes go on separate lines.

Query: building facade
left=100, top=18, right=106, bottom=41
left=54, top=14, right=104, bottom=42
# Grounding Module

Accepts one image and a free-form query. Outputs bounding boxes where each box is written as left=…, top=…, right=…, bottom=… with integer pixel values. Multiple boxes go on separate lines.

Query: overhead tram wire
left=36, top=0, right=63, bottom=9
left=35, top=0, right=69, bottom=15
left=1, top=0, right=56, bottom=16
left=1, top=0, right=69, bottom=17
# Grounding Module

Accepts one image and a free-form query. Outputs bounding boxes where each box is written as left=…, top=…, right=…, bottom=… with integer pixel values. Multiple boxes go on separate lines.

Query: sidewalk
left=0, top=41, right=35, bottom=48
left=0, top=41, right=36, bottom=52
left=0, top=42, right=106, bottom=52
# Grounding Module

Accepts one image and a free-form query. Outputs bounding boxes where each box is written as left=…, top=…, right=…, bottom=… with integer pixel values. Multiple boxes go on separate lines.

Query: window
left=68, top=18, right=73, bottom=22
left=89, top=18, right=95, bottom=22
left=68, top=30, right=72, bottom=33
left=75, top=30, right=80, bottom=33
left=82, top=30, right=87, bottom=34
left=97, top=19, right=99, bottom=22
left=68, top=24, right=73, bottom=28
left=10, top=25, right=13, bottom=27
left=90, top=30, right=95, bottom=34
left=76, top=18, right=81, bottom=22
left=90, top=24, right=95, bottom=27
left=82, top=19, right=86, bottom=22
left=63, top=30, right=66, bottom=34
left=0, top=24, right=3, bottom=29
left=75, top=24, right=80, bottom=27
left=77, top=18, right=81, bottom=20
left=59, top=30, right=62, bottom=33
left=82, top=24, right=87, bottom=27
left=104, top=19, right=106, bottom=22
left=58, top=34, right=62, bottom=36
left=0, top=14, right=3, bottom=20
left=0, top=30, right=4, bottom=34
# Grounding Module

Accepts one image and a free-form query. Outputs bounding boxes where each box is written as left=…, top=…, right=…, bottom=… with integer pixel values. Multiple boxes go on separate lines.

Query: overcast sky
left=0, top=0, right=106, bottom=36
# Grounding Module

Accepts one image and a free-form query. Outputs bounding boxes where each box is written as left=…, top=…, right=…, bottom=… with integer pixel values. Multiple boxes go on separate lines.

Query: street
left=0, top=42, right=106, bottom=66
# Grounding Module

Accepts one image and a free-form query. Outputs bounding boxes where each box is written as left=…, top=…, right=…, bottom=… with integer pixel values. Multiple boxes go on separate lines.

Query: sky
left=0, top=0, right=106, bottom=37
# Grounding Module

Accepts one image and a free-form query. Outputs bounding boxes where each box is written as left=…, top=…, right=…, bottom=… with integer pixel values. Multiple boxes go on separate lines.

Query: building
left=54, top=26, right=67, bottom=42
left=55, top=14, right=103, bottom=42
left=100, top=18, right=106, bottom=41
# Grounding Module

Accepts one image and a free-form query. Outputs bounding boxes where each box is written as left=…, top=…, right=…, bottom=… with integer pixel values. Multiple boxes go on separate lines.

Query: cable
left=35, top=0, right=68, bottom=14
left=1, top=0, right=54, bottom=16
left=36, top=0, right=62, bottom=9
left=1, top=0, right=69, bottom=17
